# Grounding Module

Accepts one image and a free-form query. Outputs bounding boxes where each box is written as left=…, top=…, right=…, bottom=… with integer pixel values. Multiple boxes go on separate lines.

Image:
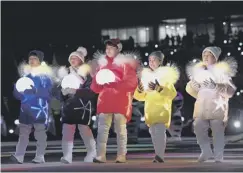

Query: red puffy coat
left=91, top=55, right=138, bottom=122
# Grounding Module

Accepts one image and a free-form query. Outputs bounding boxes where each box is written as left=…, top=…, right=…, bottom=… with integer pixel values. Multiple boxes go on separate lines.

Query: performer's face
left=149, top=56, right=160, bottom=70
left=70, top=55, right=82, bottom=68
left=105, top=45, right=119, bottom=58
left=28, top=56, right=41, bottom=67
left=202, top=51, right=216, bottom=66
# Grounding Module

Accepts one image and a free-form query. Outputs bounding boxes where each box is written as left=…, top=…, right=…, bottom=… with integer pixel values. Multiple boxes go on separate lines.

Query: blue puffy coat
left=13, top=74, right=53, bottom=125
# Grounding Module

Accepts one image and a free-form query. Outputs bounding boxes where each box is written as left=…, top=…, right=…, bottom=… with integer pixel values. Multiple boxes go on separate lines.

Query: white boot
left=78, top=125, right=97, bottom=163
left=115, top=155, right=126, bottom=163
left=61, top=124, right=76, bottom=164
left=14, top=124, right=32, bottom=164
left=32, top=155, right=45, bottom=164
left=198, top=143, right=213, bottom=162
left=114, top=114, right=127, bottom=163
left=94, top=114, right=112, bottom=163
left=61, top=141, right=73, bottom=164
left=33, top=124, right=47, bottom=164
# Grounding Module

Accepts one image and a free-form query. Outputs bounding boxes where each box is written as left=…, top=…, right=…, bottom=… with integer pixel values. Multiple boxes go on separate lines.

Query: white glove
left=190, top=79, right=200, bottom=90
left=203, top=78, right=217, bottom=89
left=61, top=88, right=76, bottom=96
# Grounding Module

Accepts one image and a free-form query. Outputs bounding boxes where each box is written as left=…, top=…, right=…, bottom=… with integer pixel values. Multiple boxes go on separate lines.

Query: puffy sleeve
left=133, top=88, right=146, bottom=101
left=158, top=83, right=177, bottom=100
left=90, top=76, right=104, bottom=94
left=117, top=64, right=138, bottom=93
left=13, top=84, right=25, bottom=101
left=35, top=76, right=53, bottom=100
left=186, top=81, right=199, bottom=99
left=216, top=78, right=236, bottom=98
left=76, top=76, right=98, bottom=100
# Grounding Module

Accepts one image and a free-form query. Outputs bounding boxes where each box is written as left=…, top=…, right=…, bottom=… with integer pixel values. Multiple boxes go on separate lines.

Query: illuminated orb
left=96, top=69, right=116, bottom=85
left=194, top=70, right=215, bottom=83
left=16, top=77, right=35, bottom=92
left=61, top=74, right=81, bottom=89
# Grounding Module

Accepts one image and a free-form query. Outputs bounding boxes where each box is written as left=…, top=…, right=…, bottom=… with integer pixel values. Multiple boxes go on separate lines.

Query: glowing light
left=238, top=47, right=241, bottom=51
left=16, top=77, right=35, bottom=92
left=171, top=26, right=175, bottom=30
left=166, top=25, right=169, bottom=29
left=236, top=92, right=240, bottom=96
left=166, top=63, right=171, bottom=66
left=193, top=59, right=197, bottom=63
left=234, top=121, right=241, bottom=128
left=155, top=44, right=158, bottom=48
left=61, top=74, right=82, bottom=89
left=194, top=70, right=215, bottom=84
left=9, top=129, right=14, bottom=134
left=144, top=62, right=148, bottom=66
left=31, top=98, right=49, bottom=125
left=239, top=42, right=243, bottom=46
left=146, top=28, right=149, bottom=31
left=96, top=69, right=116, bottom=85
left=92, top=116, right=96, bottom=121
left=224, top=40, right=227, bottom=44
left=145, top=52, right=149, bottom=56
left=181, top=117, right=185, bottom=122
left=141, top=68, right=153, bottom=91
left=240, top=89, right=243, bottom=93
left=140, top=117, right=145, bottom=122
left=227, top=52, right=231, bottom=56
left=223, top=22, right=226, bottom=25
left=14, top=119, right=19, bottom=125
left=170, top=51, right=174, bottom=55
left=174, top=49, right=177, bottom=52
left=241, top=52, right=243, bottom=55
left=180, top=24, right=184, bottom=28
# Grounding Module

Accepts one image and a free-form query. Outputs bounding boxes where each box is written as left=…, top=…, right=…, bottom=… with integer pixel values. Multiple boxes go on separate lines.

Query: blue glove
left=24, top=85, right=37, bottom=95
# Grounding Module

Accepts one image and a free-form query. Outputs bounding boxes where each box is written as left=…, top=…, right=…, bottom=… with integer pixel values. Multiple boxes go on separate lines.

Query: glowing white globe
left=96, top=69, right=116, bottom=85
left=16, top=77, right=35, bottom=92
left=140, top=68, right=155, bottom=91
left=194, top=70, right=215, bottom=84
left=61, top=74, right=81, bottom=89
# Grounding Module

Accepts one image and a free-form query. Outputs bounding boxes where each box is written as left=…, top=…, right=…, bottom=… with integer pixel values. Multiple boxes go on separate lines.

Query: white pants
left=62, top=123, right=96, bottom=163
left=194, top=118, right=225, bottom=161
left=14, top=123, right=47, bottom=163
left=96, top=113, right=127, bottom=158
left=149, top=123, right=167, bottom=160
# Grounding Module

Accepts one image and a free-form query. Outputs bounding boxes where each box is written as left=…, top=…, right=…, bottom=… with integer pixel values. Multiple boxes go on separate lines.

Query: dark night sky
left=1, top=1, right=243, bottom=96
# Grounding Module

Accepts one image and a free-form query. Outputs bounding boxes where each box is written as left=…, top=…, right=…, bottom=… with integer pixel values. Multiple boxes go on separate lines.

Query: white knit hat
left=68, top=47, right=87, bottom=63
left=202, top=46, right=222, bottom=61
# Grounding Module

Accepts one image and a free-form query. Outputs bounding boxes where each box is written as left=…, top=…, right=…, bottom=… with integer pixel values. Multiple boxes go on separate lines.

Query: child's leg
left=61, top=123, right=76, bottom=163
left=32, top=123, right=47, bottom=163
left=13, top=123, right=32, bottom=163
left=78, top=124, right=96, bottom=162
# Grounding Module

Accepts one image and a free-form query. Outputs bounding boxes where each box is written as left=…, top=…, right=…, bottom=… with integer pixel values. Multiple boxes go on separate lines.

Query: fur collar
left=186, top=57, right=238, bottom=83
left=18, top=61, right=53, bottom=78
left=140, top=63, right=180, bottom=86
left=93, top=51, right=140, bottom=68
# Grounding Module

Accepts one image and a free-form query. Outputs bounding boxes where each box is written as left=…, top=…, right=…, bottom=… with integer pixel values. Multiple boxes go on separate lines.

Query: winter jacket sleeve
left=13, top=84, right=25, bottom=101
left=186, top=81, right=199, bottom=99
left=116, top=64, right=138, bottom=93
left=216, top=79, right=236, bottom=99
left=35, top=77, right=53, bottom=100
left=133, top=88, right=146, bottom=101
left=90, top=76, right=104, bottom=93
left=158, top=83, right=177, bottom=100
left=76, top=75, right=98, bottom=100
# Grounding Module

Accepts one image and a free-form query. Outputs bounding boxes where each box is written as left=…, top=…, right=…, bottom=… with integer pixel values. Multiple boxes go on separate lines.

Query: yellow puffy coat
left=134, top=65, right=180, bottom=128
